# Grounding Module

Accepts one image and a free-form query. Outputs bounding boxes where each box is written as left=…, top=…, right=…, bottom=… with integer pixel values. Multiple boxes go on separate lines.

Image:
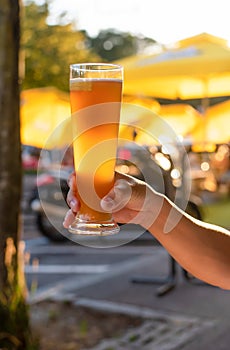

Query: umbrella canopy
left=118, top=33, right=230, bottom=99
left=122, top=95, right=160, bottom=113
left=120, top=96, right=160, bottom=125
left=119, top=97, right=160, bottom=144
left=119, top=102, right=201, bottom=146
left=159, top=104, right=201, bottom=136
left=192, top=99, right=230, bottom=146
left=20, top=87, right=71, bottom=149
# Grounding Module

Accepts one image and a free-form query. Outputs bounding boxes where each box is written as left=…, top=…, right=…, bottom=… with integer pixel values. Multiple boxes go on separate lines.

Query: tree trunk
left=0, top=1, right=36, bottom=348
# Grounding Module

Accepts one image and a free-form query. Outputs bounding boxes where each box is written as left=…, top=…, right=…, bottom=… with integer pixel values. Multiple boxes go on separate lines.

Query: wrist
left=143, top=187, right=183, bottom=236
left=137, top=184, right=167, bottom=230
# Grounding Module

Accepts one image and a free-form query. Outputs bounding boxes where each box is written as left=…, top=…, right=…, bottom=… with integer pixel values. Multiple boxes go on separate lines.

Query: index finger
left=66, top=172, right=80, bottom=213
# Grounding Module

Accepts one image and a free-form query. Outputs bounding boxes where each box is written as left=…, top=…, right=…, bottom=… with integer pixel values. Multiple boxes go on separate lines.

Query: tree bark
left=0, top=1, right=35, bottom=349
left=0, top=0, right=21, bottom=291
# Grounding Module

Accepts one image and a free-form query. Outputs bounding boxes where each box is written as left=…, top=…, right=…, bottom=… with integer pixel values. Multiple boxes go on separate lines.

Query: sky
left=45, top=0, right=230, bottom=45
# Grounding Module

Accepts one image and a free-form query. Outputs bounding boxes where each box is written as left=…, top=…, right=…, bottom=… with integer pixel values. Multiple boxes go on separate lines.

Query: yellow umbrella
left=122, top=95, right=160, bottom=113
left=119, top=97, right=160, bottom=144
left=120, top=95, right=159, bottom=128
left=20, top=87, right=71, bottom=149
left=118, top=33, right=230, bottom=100
left=192, top=99, right=230, bottom=147
left=119, top=102, right=201, bottom=146
left=159, top=104, right=201, bottom=136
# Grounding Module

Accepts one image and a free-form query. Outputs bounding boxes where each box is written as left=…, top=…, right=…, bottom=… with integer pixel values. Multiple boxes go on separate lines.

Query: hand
left=63, top=171, right=159, bottom=229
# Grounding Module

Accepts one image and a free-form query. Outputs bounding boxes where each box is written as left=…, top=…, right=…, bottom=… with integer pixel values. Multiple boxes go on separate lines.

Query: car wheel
left=186, top=201, right=202, bottom=220
left=36, top=212, right=67, bottom=242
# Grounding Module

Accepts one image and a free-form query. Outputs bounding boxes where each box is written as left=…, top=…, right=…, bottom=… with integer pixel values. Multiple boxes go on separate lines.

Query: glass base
left=68, top=217, right=120, bottom=236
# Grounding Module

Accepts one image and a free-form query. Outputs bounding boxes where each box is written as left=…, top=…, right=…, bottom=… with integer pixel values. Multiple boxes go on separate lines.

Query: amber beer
left=69, top=64, right=123, bottom=235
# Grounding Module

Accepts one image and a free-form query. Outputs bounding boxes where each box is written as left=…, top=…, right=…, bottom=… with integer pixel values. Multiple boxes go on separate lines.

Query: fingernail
left=101, top=197, right=115, bottom=211
left=63, top=213, right=69, bottom=228
left=63, top=210, right=73, bottom=228
left=70, top=198, right=78, bottom=211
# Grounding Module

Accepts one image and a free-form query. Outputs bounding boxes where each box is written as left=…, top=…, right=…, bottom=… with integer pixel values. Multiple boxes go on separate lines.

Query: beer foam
left=70, top=79, right=92, bottom=91
left=70, top=78, right=122, bottom=91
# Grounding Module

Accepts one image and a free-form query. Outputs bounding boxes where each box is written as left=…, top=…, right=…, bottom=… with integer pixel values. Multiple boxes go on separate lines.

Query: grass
left=200, top=196, right=230, bottom=228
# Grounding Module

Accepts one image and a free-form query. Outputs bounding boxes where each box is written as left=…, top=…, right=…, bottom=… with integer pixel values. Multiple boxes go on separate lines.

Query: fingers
left=63, top=209, right=75, bottom=228
left=63, top=172, right=80, bottom=228
left=66, top=172, right=80, bottom=213
left=64, top=170, right=141, bottom=229
left=100, top=178, right=132, bottom=212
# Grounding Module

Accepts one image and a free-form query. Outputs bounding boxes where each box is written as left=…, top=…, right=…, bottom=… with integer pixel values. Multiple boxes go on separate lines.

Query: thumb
left=100, top=179, right=132, bottom=212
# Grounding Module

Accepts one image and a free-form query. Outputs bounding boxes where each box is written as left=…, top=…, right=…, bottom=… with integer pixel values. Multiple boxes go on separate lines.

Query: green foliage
left=48, top=308, right=59, bottom=322
left=89, top=29, right=157, bottom=62
left=0, top=238, right=38, bottom=349
left=79, top=319, right=88, bottom=336
left=21, top=1, right=157, bottom=91
left=21, top=1, right=100, bottom=91
left=0, top=292, right=39, bottom=350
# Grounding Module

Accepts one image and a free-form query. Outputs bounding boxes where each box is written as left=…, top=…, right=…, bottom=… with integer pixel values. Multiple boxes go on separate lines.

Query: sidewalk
left=32, top=245, right=230, bottom=350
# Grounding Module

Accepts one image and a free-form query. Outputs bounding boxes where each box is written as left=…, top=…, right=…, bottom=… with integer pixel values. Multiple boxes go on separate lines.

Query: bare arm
left=64, top=172, right=230, bottom=290
left=146, top=193, right=230, bottom=289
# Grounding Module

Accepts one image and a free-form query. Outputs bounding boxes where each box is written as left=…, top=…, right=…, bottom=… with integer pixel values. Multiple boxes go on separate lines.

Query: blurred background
left=1, top=1, right=229, bottom=349
left=20, top=0, right=230, bottom=241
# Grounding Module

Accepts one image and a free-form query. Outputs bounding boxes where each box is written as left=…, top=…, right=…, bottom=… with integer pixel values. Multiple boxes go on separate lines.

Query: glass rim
left=70, top=62, right=123, bottom=72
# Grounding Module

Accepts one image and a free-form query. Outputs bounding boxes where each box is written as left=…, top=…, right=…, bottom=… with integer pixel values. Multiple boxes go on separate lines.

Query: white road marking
left=25, top=264, right=110, bottom=274
left=28, top=254, right=159, bottom=304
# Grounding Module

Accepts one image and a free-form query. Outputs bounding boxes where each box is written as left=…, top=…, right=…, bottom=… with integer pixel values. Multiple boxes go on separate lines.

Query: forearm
left=144, top=190, right=230, bottom=289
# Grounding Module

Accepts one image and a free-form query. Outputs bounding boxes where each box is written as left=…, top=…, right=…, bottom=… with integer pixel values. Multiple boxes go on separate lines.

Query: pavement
left=23, top=174, right=230, bottom=349
left=28, top=241, right=230, bottom=350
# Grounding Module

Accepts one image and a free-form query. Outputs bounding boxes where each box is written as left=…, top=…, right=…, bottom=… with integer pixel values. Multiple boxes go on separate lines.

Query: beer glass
left=69, top=63, right=123, bottom=235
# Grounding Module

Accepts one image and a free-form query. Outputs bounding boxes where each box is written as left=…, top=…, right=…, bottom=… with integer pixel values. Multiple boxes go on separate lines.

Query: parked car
left=29, top=167, right=72, bottom=241
left=22, top=145, right=40, bottom=172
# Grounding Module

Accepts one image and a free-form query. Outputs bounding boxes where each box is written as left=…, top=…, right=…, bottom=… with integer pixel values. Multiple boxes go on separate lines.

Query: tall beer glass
left=69, top=63, right=123, bottom=235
